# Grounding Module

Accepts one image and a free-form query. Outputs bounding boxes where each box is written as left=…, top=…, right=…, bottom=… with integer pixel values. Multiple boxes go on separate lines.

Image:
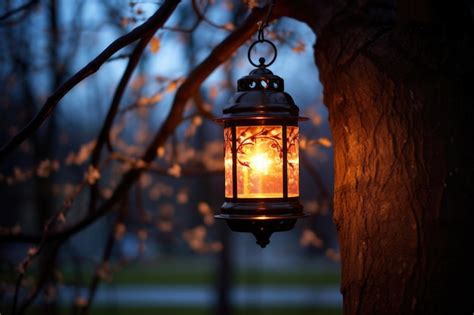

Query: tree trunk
left=288, top=1, right=474, bottom=314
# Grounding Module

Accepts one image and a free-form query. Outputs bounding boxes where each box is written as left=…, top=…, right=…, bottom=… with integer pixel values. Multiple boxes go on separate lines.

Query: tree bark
left=286, top=1, right=474, bottom=314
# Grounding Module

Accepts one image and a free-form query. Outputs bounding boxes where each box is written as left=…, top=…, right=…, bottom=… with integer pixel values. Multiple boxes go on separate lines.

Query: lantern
left=215, top=37, right=308, bottom=248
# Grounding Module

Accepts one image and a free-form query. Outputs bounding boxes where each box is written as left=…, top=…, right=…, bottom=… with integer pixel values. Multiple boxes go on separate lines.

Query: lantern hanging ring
left=249, top=0, right=277, bottom=68
left=247, top=39, right=277, bottom=68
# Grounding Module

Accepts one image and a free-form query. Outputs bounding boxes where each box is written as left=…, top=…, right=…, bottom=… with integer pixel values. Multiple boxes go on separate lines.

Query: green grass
left=1, top=269, right=340, bottom=286
left=57, top=259, right=340, bottom=286
left=15, top=261, right=341, bottom=315
left=3, top=258, right=340, bottom=287
left=108, top=268, right=339, bottom=286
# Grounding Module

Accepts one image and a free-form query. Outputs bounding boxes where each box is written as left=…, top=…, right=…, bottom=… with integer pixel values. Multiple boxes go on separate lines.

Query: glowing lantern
left=215, top=37, right=307, bottom=248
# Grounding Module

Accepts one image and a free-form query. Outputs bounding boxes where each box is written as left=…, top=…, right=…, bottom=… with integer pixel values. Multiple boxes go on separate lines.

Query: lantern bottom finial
left=215, top=200, right=308, bottom=247
left=254, top=230, right=271, bottom=248
left=215, top=213, right=305, bottom=248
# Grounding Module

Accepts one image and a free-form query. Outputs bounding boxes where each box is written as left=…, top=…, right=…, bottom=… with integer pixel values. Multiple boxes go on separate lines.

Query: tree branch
left=191, top=0, right=232, bottom=31
left=193, top=91, right=216, bottom=121
left=0, top=5, right=273, bottom=245
left=80, top=199, right=128, bottom=315
left=0, top=0, right=181, bottom=163
left=0, top=0, right=39, bottom=22
left=163, top=0, right=209, bottom=33
left=14, top=241, right=63, bottom=315
left=88, top=17, right=168, bottom=215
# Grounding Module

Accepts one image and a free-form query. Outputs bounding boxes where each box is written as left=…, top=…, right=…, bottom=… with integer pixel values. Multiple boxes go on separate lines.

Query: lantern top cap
left=216, top=9, right=307, bottom=123
left=215, top=66, right=308, bottom=122
left=237, top=67, right=284, bottom=92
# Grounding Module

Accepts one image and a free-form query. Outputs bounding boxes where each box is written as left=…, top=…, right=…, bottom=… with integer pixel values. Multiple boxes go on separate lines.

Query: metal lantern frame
left=214, top=24, right=309, bottom=247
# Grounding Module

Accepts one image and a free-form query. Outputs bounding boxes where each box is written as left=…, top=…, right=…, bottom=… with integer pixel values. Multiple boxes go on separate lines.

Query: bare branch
left=163, top=0, right=209, bottom=33
left=193, top=92, right=216, bottom=121
left=0, top=5, right=274, bottom=245
left=79, top=200, right=128, bottom=315
left=191, top=0, right=233, bottom=31
left=0, top=0, right=39, bottom=22
left=0, top=0, right=181, bottom=163
left=102, top=152, right=221, bottom=177
left=88, top=19, right=167, bottom=216
left=14, top=241, right=63, bottom=315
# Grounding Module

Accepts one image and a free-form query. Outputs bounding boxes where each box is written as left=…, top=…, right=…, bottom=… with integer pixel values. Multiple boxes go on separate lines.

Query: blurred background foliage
left=0, top=0, right=339, bottom=314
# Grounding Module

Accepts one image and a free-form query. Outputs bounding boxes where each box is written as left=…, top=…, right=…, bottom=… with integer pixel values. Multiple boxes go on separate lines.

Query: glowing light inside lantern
left=250, top=153, right=270, bottom=173
left=223, top=125, right=300, bottom=199
left=236, top=126, right=283, bottom=198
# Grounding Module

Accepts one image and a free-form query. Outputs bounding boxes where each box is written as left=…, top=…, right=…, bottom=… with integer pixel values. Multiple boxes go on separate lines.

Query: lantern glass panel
left=287, top=126, right=299, bottom=197
left=224, top=127, right=233, bottom=198
left=236, top=125, right=283, bottom=198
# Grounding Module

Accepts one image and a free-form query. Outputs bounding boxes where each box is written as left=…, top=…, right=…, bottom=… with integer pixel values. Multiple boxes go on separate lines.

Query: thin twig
left=15, top=240, right=63, bottom=315
left=193, top=91, right=216, bottom=121
left=162, top=0, right=211, bottom=33
left=9, top=153, right=125, bottom=313
left=80, top=198, right=128, bottom=315
left=191, top=0, right=233, bottom=31
left=106, top=151, right=223, bottom=177
left=88, top=17, right=168, bottom=216
left=0, top=0, right=181, bottom=163
left=0, top=0, right=39, bottom=22
left=10, top=179, right=89, bottom=314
